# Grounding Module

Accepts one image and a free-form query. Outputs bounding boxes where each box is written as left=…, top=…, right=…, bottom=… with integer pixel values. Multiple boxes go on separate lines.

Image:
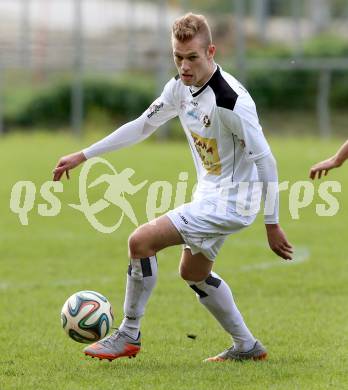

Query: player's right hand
left=53, top=151, right=87, bottom=181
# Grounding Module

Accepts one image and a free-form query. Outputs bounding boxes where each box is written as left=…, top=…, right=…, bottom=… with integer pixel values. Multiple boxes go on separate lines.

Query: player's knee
left=179, top=263, right=209, bottom=282
left=128, top=231, right=144, bottom=258
left=128, top=230, right=155, bottom=259
left=179, top=266, right=192, bottom=281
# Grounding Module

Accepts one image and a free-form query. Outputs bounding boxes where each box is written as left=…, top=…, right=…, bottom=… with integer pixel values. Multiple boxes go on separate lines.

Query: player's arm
left=234, top=99, right=293, bottom=260
left=53, top=79, right=178, bottom=181
left=254, top=154, right=293, bottom=260
left=219, top=98, right=292, bottom=260
left=52, top=114, right=158, bottom=181
left=309, top=139, right=348, bottom=180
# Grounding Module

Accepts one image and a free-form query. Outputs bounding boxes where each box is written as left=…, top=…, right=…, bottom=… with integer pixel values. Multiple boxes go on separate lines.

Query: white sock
left=119, top=256, right=158, bottom=339
left=187, top=272, right=256, bottom=351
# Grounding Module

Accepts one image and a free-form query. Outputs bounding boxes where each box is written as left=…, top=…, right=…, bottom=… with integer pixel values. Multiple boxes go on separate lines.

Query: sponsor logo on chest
left=181, top=100, right=211, bottom=127
left=190, top=130, right=221, bottom=175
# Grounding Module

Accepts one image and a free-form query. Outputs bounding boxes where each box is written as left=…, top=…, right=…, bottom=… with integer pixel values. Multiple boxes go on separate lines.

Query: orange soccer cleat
left=83, top=329, right=141, bottom=362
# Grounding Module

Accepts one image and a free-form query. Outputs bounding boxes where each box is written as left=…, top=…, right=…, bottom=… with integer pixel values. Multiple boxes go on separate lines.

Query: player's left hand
left=265, top=224, right=293, bottom=260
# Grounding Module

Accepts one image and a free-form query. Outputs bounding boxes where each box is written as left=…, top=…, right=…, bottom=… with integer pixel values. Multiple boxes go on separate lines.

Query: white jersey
left=84, top=65, right=278, bottom=224
left=145, top=66, right=272, bottom=211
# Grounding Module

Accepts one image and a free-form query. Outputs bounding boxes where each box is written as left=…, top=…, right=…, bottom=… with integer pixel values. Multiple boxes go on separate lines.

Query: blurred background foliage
left=4, top=34, right=348, bottom=131
left=1, top=0, right=347, bottom=137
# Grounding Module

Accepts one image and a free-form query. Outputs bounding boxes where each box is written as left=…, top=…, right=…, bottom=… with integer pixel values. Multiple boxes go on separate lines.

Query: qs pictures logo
left=69, top=158, right=148, bottom=233
left=9, top=157, right=342, bottom=232
left=9, top=157, right=190, bottom=233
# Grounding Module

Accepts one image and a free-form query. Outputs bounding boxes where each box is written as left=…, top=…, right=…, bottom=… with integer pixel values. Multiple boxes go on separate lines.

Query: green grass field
left=1, top=132, right=347, bottom=390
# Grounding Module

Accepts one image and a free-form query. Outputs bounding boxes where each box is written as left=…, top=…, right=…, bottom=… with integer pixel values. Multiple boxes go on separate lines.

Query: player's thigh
left=128, top=215, right=184, bottom=257
left=179, top=248, right=213, bottom=282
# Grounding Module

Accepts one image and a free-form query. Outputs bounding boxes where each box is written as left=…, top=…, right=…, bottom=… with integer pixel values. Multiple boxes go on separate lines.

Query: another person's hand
left=53, top=151, right=86, bottom=181
left=266, top=224, right=293, bottom=260
left=309, top=157, right=338, bottom=180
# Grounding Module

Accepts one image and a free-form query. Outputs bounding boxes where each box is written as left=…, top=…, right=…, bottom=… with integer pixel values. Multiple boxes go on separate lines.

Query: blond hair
left=172, top=13, right=212, bottom=48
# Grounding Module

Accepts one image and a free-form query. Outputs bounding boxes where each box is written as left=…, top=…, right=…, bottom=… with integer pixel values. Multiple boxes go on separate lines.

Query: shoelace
left=222, top=346, right=236, bottom=357
left=100, top=328, right=124, bottom=347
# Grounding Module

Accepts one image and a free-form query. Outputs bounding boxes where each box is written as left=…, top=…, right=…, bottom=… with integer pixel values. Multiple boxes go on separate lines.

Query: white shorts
left=166, top=196, right=256, bottom=261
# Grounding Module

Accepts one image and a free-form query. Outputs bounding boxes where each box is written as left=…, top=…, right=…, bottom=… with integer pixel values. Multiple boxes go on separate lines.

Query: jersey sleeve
left=82, top=78, right=178, bottom=159
left=254, top=153, right=280, bottom=224
left=219, top=95, right=271, bottom=161
left=144, top=77, right=178, bottom=127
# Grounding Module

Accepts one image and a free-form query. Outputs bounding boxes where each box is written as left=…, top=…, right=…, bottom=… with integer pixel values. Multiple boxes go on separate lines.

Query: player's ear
left=207, top=44, right=216, bottom=59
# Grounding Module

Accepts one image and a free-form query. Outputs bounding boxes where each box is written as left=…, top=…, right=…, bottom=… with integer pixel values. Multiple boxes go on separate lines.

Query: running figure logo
left=69, top=157, right=148, bottom=233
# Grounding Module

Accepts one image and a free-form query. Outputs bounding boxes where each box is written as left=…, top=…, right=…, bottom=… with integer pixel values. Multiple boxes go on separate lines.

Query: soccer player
left=53, top=13, right=293, bottom=362
left=310, top=139, right=348, bottom=179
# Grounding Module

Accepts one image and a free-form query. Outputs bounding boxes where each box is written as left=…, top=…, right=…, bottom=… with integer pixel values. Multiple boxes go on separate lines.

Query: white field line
left=240, top=246, right=310, bottom=272
left=0, top=247, right=310, bottom=290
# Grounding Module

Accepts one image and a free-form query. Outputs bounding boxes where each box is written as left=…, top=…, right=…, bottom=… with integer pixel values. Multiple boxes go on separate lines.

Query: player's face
left=172, top=36, right=216, bottom=87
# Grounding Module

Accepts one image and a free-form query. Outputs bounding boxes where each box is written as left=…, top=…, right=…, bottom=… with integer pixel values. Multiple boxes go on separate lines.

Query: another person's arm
left=309, top=139, right=348, bottom=180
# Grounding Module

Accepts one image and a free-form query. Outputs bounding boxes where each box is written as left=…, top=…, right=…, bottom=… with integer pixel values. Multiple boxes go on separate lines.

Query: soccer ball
left=61, top=290, right=114, bottom=344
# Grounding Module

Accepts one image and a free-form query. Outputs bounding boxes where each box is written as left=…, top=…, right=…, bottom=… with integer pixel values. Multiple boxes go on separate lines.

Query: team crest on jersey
left=203, top=115, right=211, bottom=127
left=190, top=130, right=221, bottom=175
left=147, top=102, right=164, bottom=119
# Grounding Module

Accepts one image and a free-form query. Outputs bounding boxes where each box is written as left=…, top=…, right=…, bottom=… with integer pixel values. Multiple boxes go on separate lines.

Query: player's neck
left=194, top=63, right=217, bottom=88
